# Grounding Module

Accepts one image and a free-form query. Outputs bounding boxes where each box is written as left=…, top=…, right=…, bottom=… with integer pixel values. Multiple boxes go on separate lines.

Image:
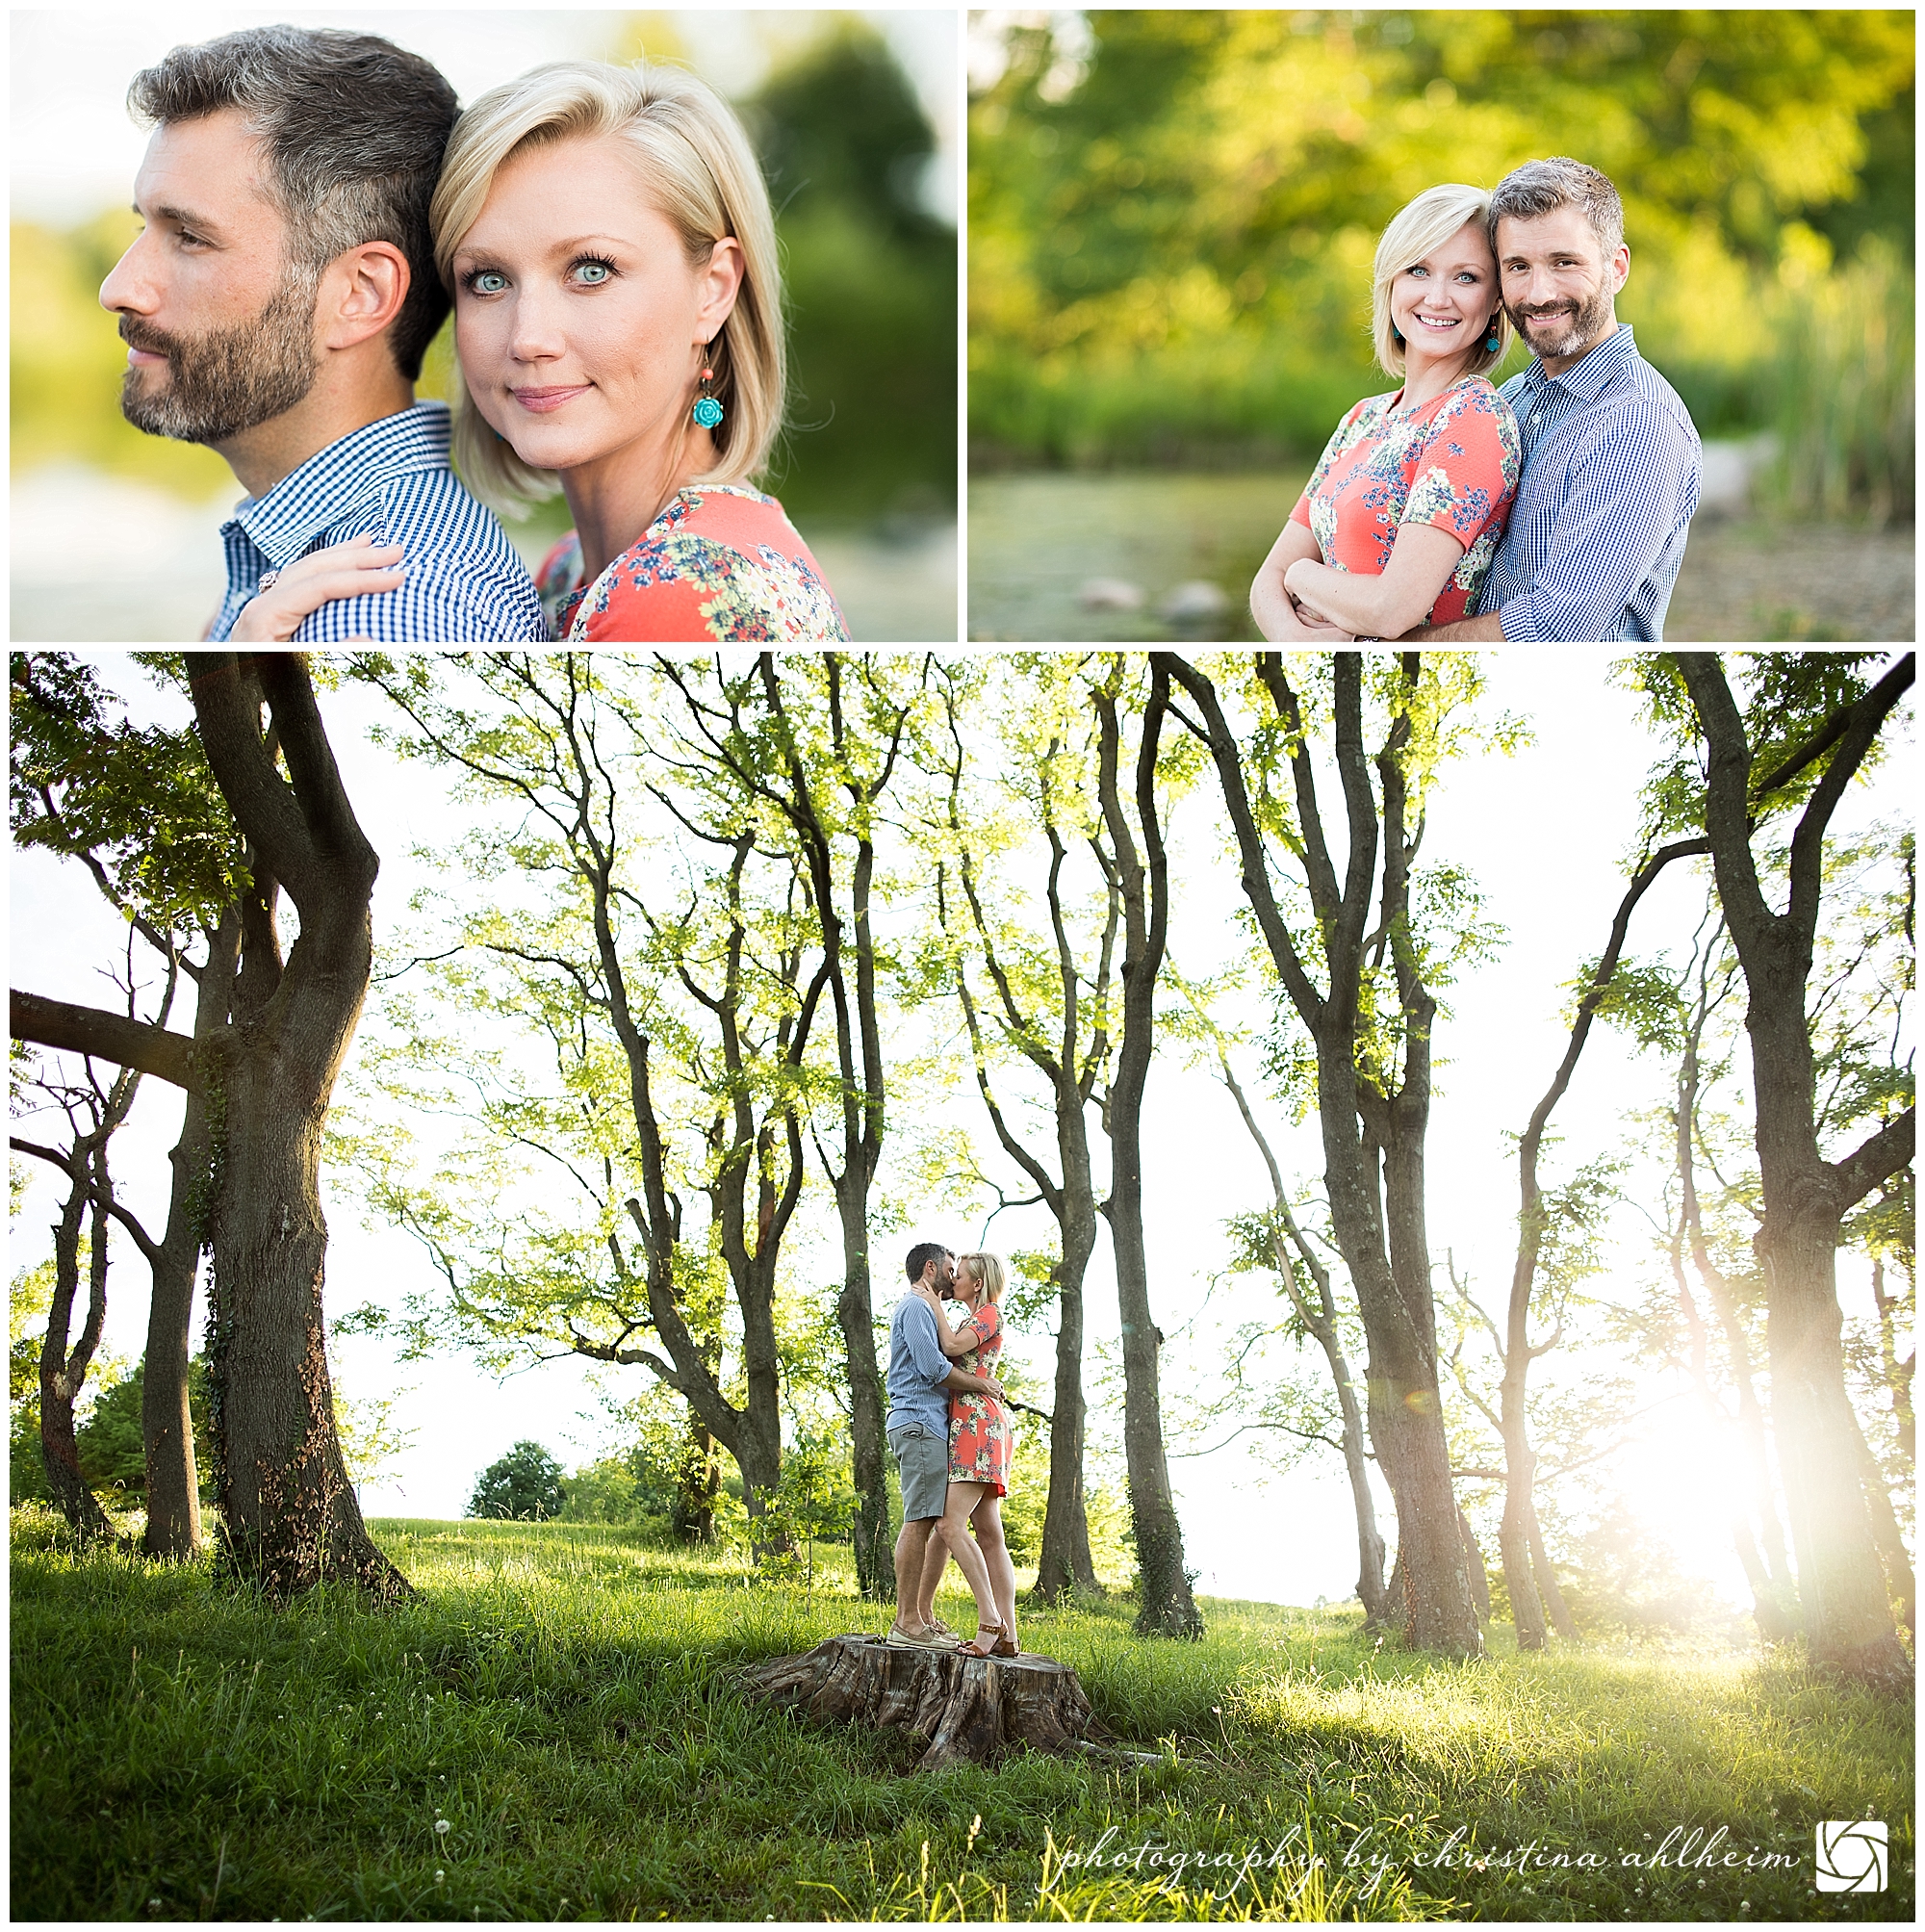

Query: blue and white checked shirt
left=209, top=401, right=547, bottom=642
left=1477, top=325, right=1701, bottom=642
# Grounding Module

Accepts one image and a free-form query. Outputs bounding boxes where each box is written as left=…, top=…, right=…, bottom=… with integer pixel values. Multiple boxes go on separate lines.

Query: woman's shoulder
left=578, top=484, right=850, bottom=643
left=1433, top=374, right=1520, bottom=429
left=1339, top=390, right=1401, bottom=432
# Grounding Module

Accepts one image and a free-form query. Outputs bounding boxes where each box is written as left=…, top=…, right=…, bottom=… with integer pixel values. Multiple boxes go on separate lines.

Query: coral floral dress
left=536, top=482, right=849, bottom=642
left=947, top=1303, right=1011, bottom=1497
left=1290, top=374, right=1521, bottom=627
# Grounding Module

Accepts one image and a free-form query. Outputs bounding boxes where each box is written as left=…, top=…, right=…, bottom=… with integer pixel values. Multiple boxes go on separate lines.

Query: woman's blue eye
left=574, top=260, right=612, bottom=284
left=471, top=270, right=507, bottom=296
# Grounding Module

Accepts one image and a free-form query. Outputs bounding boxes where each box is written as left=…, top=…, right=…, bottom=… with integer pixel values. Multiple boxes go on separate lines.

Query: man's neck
left=218, top=363, right=416, bottom=501
left=1535, top=314, right=1622, bottom=382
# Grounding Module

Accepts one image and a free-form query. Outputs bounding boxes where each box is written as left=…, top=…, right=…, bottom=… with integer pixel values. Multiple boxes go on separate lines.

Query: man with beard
left=1417, top=157, right=1702, bottom=642
left=99, top=26, right=546, bottom=641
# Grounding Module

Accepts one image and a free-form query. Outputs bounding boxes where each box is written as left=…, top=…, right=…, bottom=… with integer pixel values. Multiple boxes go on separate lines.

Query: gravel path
left=1665, top=517, right=1913, bottom=642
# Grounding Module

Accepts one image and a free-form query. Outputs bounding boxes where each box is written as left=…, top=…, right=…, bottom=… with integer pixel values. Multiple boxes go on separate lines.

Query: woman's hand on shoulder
left=229, top=535, right=405, bottom=642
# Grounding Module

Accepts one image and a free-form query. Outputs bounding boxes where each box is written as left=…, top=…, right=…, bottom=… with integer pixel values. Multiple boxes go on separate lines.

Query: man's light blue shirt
left=886, top=1295, right=951, bottom=1438
left=209, top=400, right=547, bottom=642
left=1477, top=325, right=1702, bottom=642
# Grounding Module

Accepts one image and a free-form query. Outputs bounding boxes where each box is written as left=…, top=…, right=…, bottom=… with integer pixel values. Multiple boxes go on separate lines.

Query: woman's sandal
left=960, top=1620, right=1005, bottom=1659
left=991, top=1627, right=1019, bottom=1658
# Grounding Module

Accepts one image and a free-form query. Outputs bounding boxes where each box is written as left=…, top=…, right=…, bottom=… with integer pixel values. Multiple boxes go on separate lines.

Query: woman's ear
left=697, top=236, right=744, bottom=335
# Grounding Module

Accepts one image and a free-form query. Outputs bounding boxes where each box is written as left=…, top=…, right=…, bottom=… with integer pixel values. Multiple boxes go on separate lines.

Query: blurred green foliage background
left=969, top=9, right=1912, bottom=525
left=11, top=13, right=955, bottom=529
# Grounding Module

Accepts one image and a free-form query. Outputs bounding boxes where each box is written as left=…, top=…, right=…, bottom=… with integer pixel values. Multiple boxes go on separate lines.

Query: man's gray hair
left=128, top=26, right=458, bottom=380
left=1487, top=157, right=1626, bottom=262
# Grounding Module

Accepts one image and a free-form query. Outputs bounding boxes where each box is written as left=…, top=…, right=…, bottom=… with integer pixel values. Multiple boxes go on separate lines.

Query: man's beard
left=117, top=269, right=321, bottom=446
left=1506, top=281, right=1614, bottom=363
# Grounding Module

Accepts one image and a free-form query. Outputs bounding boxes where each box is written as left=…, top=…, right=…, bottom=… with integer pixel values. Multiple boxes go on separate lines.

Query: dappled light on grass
left=12, top=1513, right=1912, bottom=1922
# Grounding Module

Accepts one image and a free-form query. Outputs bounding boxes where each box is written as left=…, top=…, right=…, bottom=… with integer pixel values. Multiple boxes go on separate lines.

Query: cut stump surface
left=742, top=1634, right=1111, bottom=1771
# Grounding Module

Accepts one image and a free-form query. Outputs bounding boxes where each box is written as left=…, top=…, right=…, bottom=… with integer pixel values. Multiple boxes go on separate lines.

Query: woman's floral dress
left=947, top=1303, right=1011, bottom=1497
left=1289, top=374, right=1521, bottom=626
left=536, top=483, right=849, bottom=642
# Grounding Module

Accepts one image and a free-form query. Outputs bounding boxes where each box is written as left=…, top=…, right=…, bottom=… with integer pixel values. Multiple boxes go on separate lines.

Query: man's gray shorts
left=888, top=1423, right=949, bottom=1521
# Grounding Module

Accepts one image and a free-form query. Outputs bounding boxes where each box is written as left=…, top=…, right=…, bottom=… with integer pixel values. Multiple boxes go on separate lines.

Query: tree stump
left=742, top=1634, right=1112, bottom=1772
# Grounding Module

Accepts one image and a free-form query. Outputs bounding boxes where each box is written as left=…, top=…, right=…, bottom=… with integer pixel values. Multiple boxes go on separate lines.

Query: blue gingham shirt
left=1477, top=326, right=1701, bottom=642
left=209, top=401, right=547, bottom=641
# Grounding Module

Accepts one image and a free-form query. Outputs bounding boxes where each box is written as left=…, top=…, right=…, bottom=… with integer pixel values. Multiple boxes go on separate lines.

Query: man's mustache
left=117, top=316, right=175, bottom=358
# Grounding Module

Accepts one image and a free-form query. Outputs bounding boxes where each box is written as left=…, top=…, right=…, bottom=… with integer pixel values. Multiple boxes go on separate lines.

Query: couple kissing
left=885, top=1243, right=1018, bottom=1661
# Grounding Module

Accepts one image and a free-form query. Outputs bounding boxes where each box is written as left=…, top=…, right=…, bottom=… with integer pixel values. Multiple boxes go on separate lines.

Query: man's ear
left=318, top=241, right=411, bottom=353
left=1610, top=242, right=1630, bottom=295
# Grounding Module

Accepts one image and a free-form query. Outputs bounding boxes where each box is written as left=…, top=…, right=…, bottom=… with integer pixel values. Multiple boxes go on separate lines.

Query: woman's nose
left=506, top=291, right=566, bottom=363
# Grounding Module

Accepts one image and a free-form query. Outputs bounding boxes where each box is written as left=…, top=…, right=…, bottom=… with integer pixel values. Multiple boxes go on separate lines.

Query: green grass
left=11, top=1507, right=1913, bottom=1920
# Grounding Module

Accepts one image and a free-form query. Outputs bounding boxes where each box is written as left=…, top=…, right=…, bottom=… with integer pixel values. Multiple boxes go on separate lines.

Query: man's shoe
left=886, top=1620, right=957, bottom=1650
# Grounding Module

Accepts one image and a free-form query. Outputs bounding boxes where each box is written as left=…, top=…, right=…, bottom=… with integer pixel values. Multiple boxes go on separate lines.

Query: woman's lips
left=512, top=384, right=591, bottom=413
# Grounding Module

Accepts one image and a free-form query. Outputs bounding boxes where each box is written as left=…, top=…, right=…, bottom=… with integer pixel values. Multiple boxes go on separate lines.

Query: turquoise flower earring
left=1484, top=315, right=1502, bottom=352
left=692, top=348, right=725, bottom=429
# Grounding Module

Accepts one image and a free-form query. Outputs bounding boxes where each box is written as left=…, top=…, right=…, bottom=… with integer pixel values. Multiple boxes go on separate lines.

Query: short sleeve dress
left=536, top=482, right=849, bottom=643
left=947, top=1304, right=1012, bottom=1497
left=1290, top=375, right=1522, bottom=627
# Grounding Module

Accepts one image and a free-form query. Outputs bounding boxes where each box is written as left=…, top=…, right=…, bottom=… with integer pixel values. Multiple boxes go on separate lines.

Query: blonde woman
left=1251, top=183, right=1523, bottom=642
left=916, top=1250, right=1018, bottom=1659
left=234, top=59, right=848, bottom=644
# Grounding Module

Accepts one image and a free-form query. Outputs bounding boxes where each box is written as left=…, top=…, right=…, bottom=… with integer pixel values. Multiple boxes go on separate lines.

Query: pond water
left=967, top=469, right=1308, bottom=643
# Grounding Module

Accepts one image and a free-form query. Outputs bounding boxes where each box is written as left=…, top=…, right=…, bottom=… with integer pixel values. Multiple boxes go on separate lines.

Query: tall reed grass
left=1766, top=241, right=1915, bottom=528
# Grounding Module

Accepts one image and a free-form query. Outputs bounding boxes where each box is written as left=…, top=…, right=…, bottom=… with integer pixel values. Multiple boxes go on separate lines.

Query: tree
left=1659, top=650, right=1914, bottom=1689
left=1167, top=651, right=1490, bottom=1657
left=12, top=651, right=405, bottom=1599
left=660, top=654, right=928, bottom=1599
left=917, top=656, right=1118, bottom=1601
left=1485, top=830, right=1711, bottom=1648
left=1091, top=657, right=1202, bottom=1637
left=469, top=1440, right=565, bottom=1522
left=11, top=651, right=245, bottom=1558
left=364, top=652, right=831, bottom=1557
left=1213, top=1050, right=1390, bottom=1624
left=11, top=1052, right=141, bottom=1539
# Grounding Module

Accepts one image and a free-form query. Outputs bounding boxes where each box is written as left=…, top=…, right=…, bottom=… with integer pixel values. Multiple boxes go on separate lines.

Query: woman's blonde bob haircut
left=1371, top=184, right=1509, bottom=382
left=430, top=58, right=783, bottom=515
left=957, top=1252, right=1007, bottom=1310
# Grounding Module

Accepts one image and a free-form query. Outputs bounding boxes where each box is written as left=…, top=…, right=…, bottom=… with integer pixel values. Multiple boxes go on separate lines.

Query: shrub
left=467, top=1440, right=565, bottom=1522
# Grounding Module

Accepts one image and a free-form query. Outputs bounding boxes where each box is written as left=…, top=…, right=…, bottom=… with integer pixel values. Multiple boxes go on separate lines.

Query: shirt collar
left=225, top=400, right=453, bottom=566
left=1522, top=323, right=1638, bottom=401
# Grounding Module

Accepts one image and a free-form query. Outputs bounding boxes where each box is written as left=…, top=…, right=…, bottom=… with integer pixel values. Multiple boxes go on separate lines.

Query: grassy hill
left=11, top=1509, right=1912, bottom=1920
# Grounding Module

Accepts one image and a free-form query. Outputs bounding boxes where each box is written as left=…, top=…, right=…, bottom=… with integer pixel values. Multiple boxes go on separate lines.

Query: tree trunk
left=39, top=1160, right=114, bottom=1542
left=191, top=655, right=406, bottom=1600
left=1035, top=1208, right=1100, bottom=1600
left=1219, top=1055, right=1389, bottom=1623
left=1459, top=1508, right=1492, bottom=1623
left=1525, top=1499, right=1578, bottom=1640
left=1498, top=1440, right=1547, bottom=1650
left=743, top=1633, right=1111, bottom=1771
left=140, top=915, right=237, bottom=1560
left=1678, top=652, right=1913, bottom=1691
left=671, top=1414, right=721, bottom=1543
left=1167, top=652, right=1480, bottom=1658
left=1093, top=665, right=1201, bottom=1638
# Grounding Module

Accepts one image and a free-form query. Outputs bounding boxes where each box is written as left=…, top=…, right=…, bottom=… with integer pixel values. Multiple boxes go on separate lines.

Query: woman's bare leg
left=970, top=1491, right=1018, bottom=1646
left=938, top=1481, right=999, bottom=1639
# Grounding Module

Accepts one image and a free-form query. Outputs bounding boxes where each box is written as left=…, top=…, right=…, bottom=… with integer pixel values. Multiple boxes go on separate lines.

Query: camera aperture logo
left=1814, top=1821, right=1886, bottom=1893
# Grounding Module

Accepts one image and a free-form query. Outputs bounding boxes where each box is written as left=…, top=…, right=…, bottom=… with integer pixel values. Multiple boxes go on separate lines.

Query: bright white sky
left=10, top=6, right=962, bottom=228
left=9, top=652, right=1910, bottom=1612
